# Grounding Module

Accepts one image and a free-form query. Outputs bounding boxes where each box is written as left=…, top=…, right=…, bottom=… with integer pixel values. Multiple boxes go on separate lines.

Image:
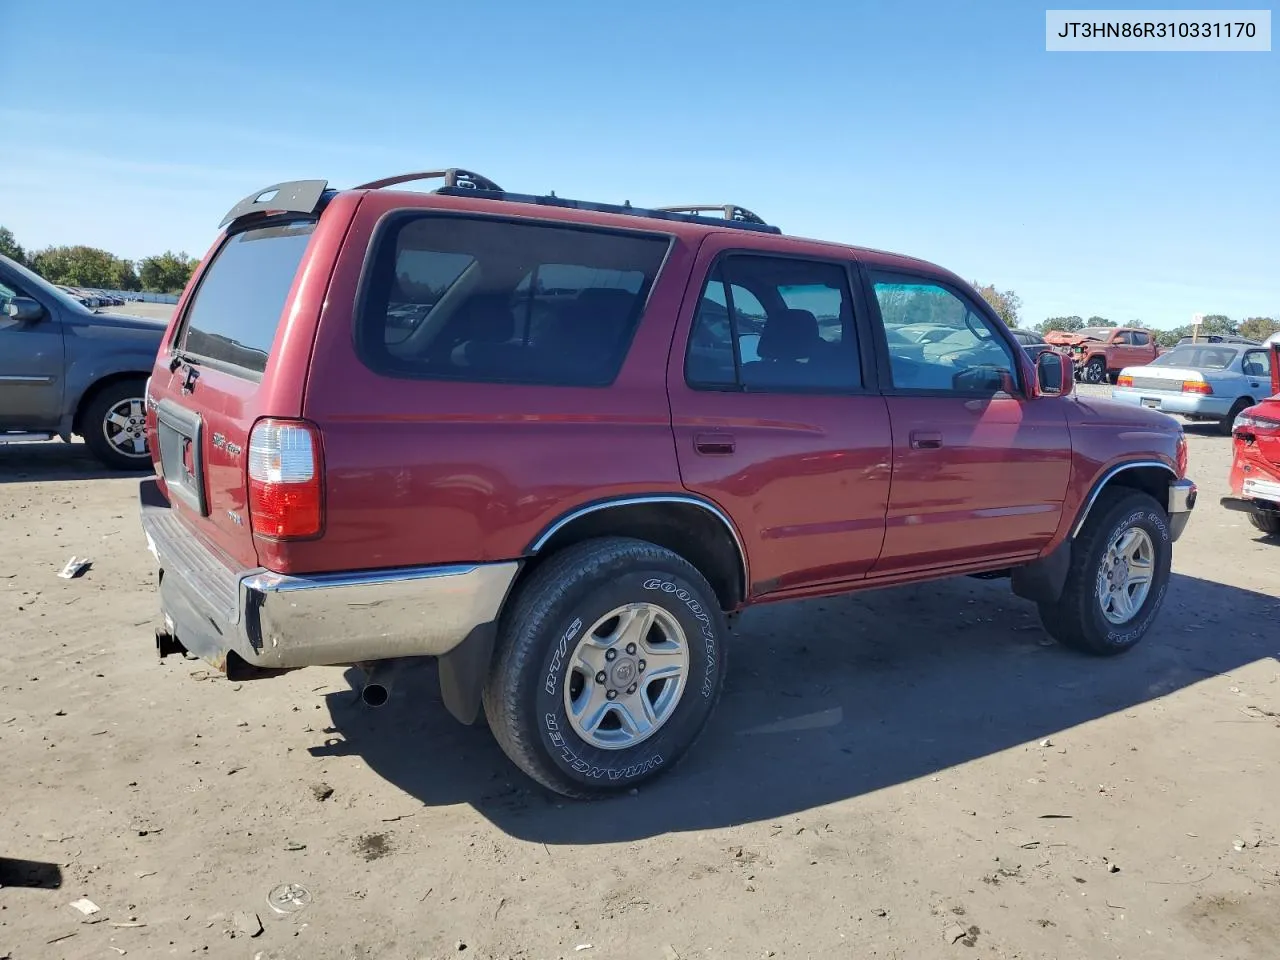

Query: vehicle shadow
left=311, top=572, right=1277, bottom=844
left=0, top=441, right=147, bottom=484
left=0, top=857, right=63, bottom=889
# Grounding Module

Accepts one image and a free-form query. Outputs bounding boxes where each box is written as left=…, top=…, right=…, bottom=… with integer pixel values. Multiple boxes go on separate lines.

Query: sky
left=0, top=0, right=1276, bottom=329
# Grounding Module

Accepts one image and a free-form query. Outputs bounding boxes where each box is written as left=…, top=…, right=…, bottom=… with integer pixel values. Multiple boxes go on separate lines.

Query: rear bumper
left=1167, top=477, right=1196, bottom=541
left=139, top=478, right=519, bottom=674
left=1109, top=388, right=1233, bottom=418
left=1221, top=477, right=1280, bottom=516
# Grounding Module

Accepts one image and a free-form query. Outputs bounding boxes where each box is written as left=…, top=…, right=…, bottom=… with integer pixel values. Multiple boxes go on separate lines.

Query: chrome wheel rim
left=1097, top=526, right=1155, bottom=624
left=562, top=603, right=689, bottom=751
left=103, top=398, right=149, bottom=458
left=1085, top=361, right=1105, bottom=383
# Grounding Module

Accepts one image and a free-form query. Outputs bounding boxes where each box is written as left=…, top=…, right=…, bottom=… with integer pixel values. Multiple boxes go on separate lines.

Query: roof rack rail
left=353, top=168, right=504, bottom=192
left=655, top=204, right=769, bottom=226
left=431, top=188, right=781, bottom=234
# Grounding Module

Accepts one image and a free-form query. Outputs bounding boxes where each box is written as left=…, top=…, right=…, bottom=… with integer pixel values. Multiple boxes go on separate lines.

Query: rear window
left=1152, top=345, right=1238, bottom=370
left=357, top=215, right=669, bottom=387
left=176, top=221, right=316, bottom=375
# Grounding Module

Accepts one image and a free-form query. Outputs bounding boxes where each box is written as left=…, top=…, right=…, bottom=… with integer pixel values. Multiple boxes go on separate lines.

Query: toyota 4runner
left=139, top=169, right=1197, bottom=798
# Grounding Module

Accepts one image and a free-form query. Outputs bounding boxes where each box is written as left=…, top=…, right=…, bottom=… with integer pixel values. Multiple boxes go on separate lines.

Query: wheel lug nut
left=605, top=649, right=617, bottom=661
left=625, top=643, right=637, bottom=655
left=626, top=683, right=637, bottom=695
left=638, top=660, right=646, bottom=672
left=606, top=689, right=617, bottom=700
left=595, top=671, right=606, bottom=684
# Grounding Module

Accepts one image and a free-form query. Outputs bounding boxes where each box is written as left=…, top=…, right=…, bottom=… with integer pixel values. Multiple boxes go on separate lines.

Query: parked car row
left=54, top=285, right=134, bottom=308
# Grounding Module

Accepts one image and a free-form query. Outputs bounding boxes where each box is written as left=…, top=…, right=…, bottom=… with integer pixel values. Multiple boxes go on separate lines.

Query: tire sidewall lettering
left=1095, top=507, right=1172, bottom=646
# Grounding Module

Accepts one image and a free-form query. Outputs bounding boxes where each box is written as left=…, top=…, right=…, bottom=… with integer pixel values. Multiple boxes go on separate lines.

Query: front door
left=668, top=242, right=892, bottom=595
left=863, top=270, right=1072, bottom=575
left=0, top=274, right=65, bottom=431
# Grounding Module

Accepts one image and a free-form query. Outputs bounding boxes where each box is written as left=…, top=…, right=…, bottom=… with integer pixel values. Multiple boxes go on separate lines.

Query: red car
left=138, top=169, right=1197, bottom=797
left=1221, top=342, right=1280, bottom=536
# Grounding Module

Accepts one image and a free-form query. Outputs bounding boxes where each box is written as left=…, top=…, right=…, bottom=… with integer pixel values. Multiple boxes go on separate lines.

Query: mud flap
left=1011, top=540, right=1072, bottom=605
left=437, top=622, right=497, bottom=725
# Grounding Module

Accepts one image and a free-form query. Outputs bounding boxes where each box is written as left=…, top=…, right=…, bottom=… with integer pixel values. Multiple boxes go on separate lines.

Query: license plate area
left=1141, top=398, right=1160, bottom=409
left=156, top=398, right=208, bottom=516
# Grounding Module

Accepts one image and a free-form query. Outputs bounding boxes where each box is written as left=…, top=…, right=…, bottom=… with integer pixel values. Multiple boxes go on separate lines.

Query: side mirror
left=1036, top=350, right=1072, bottom=397
left=3, top=297, right=46, bottom=323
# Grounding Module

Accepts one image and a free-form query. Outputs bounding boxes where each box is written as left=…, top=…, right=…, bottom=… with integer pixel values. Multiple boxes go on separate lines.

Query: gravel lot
left=2, top=385, right=1277, bottom=960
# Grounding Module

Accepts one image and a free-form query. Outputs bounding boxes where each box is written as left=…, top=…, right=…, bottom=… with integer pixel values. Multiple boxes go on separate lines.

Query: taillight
left=247, top=419, right=323, bottom=539
left=1176, top=433, right=1188, bottom=476
left=1117, top=374, right=1133, bottom=387
left=1181, top=380, right=1213, bottom=395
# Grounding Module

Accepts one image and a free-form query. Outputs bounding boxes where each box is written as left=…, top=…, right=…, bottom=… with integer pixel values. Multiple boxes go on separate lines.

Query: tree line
left=972, top=281, right=1277, bottom=348
left=0, top=225, right=198, bottom=295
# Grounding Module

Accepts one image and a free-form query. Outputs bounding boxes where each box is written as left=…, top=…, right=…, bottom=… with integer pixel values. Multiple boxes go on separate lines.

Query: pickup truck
left=1043, top=326, right=1161, bottom=384
left=1, top=254, right=164, bottom=469
left=139, top=169, right=1198, bottom=798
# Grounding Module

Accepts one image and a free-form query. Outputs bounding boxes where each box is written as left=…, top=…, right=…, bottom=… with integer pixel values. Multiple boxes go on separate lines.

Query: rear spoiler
left=219, top=180, right=329, bottom=228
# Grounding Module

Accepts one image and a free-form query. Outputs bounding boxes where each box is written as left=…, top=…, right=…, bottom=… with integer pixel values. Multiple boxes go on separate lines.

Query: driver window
left=870, top=274, right=1017, bottom=393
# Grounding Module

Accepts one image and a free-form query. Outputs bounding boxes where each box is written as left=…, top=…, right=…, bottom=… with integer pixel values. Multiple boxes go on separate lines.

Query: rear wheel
left=1083, top=357, right=1107, bottom=384
left=1038, top=489, right=1172, bottom=656
left=1249, top=509, right=1280, bottom=536
left=483, top=537, right=728, bottom=798
left=81, top=378, right=152, bottom=471
left=1219, top=397, right=1253, bottom=436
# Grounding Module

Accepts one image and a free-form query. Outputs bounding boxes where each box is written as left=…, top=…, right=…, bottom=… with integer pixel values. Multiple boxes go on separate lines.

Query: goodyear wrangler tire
left=1037, top=489, right=1172, bottom=656
left=482, top=537, right=728, bottom=799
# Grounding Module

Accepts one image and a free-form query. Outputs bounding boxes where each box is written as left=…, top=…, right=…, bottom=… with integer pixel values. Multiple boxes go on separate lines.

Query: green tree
left=1085, top=316, right=1116, bottom=327
left=1239, top=316, right=1279, bottom=342
left=30, top=245, right=137, bottom=290
left=1198, top=314, right=1237, bottom=336
left=0, top=226, right=26, bottom=265
left=1037, top=315, right=1084, bottom=333
left=971, top=282, right=1022, bottom=328
left=138, top=251, right=197, bottom=294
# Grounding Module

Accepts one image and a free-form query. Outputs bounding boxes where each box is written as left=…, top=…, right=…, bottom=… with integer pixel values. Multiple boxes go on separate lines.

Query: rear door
left=147, top=217, right=328, bottom=568
left=668, top=239, right=892, bottom=595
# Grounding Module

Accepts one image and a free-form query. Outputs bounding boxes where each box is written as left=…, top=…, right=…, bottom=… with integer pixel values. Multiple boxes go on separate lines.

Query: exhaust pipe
left=358, top=660, right=402, bottom=708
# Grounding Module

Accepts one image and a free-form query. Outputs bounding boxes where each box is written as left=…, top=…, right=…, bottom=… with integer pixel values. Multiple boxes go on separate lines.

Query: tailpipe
left=357, top=660, right=403, bottom=708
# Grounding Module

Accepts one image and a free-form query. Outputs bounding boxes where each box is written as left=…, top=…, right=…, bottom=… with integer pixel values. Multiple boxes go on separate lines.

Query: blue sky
left=0, top=0, right=1275, bottom=328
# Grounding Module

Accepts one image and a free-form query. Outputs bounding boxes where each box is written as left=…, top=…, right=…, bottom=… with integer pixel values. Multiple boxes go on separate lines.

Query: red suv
left=139, top=169, right=1197, bottom=798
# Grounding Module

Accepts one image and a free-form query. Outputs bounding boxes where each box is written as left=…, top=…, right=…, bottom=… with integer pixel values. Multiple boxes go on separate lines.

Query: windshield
left=1151, top=345, right=1237, bottom=370
left=1, top=255, right=97, bottom=314
left=1076, top=326, right=1113, bottom=340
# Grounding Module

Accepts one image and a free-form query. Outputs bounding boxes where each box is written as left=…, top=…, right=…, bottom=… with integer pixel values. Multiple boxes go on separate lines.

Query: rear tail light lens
left=1176, top=433, right=1188, bottom=476
left=1117, top=374, right=1133, bottom=387
left=1233, top=412, right=1280, bottom=436
left=1181, top=380, right=1213, bottom=395
left=247, top=419, right=323, bottom=539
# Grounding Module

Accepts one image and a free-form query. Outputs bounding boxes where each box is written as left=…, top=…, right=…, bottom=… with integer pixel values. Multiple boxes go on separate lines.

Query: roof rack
left=654, top=204, right=769, bottom=226
left=353, top=168, right=504, bottom=192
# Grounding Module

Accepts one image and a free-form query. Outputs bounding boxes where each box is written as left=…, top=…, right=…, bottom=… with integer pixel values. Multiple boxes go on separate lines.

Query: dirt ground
left=2, top=387, right=1277, bottom=960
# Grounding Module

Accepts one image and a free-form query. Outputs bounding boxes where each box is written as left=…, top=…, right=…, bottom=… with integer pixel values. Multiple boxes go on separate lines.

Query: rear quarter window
left=356, top=214, right=670, bottom=387
left=175, top=221, right=316, bottom=376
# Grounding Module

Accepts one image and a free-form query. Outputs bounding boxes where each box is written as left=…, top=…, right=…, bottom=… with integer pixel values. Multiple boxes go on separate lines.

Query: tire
left=1219, top=397, right=1253, bottom=436
left=482, top=537, right=729, bottom=799
left=81, top=378, right=152, bottom=471
left=1249, top=509, right=1280, bottom=536
left=1038, top=488, right=1172, bottom=656
left=1083, top=358, right=1107, bottom=384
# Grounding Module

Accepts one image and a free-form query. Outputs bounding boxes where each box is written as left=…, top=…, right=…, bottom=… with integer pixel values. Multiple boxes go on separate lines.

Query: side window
left=870, top=273, right=1018, bottom=394
left=1131, top=331, right=1150, bottom=346
left=358, top=216, right=669, bottom=387
left=1114, top=331, right=1133, bottom=345
left=1242, top=350, right=1271, bottom=378
left=685, top=255, right=861, bottom=392
left=0, top=279, right=17, bottom=313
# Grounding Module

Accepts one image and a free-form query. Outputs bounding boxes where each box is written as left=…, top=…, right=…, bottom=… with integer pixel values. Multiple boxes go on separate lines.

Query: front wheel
left=1038, top=489, right=1172, bottom=655
left=81, top=378, right=152, bottom=471
left=482, top=537, right=729, bottom=798
left=1083, top=358, right=1107, bottom=384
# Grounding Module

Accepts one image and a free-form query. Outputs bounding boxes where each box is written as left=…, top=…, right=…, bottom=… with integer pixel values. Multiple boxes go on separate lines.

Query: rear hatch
left=150, top=219, right=320, bottom=569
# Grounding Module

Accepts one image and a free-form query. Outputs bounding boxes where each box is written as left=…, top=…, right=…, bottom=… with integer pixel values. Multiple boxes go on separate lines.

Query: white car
left=1111, top=342, right=1276, bottom=434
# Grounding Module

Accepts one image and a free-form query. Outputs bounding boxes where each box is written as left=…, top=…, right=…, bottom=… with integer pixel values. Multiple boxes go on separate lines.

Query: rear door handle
left=910, top=430, right=943, bottom=450
left=694, top=432, right=735, bottom=455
